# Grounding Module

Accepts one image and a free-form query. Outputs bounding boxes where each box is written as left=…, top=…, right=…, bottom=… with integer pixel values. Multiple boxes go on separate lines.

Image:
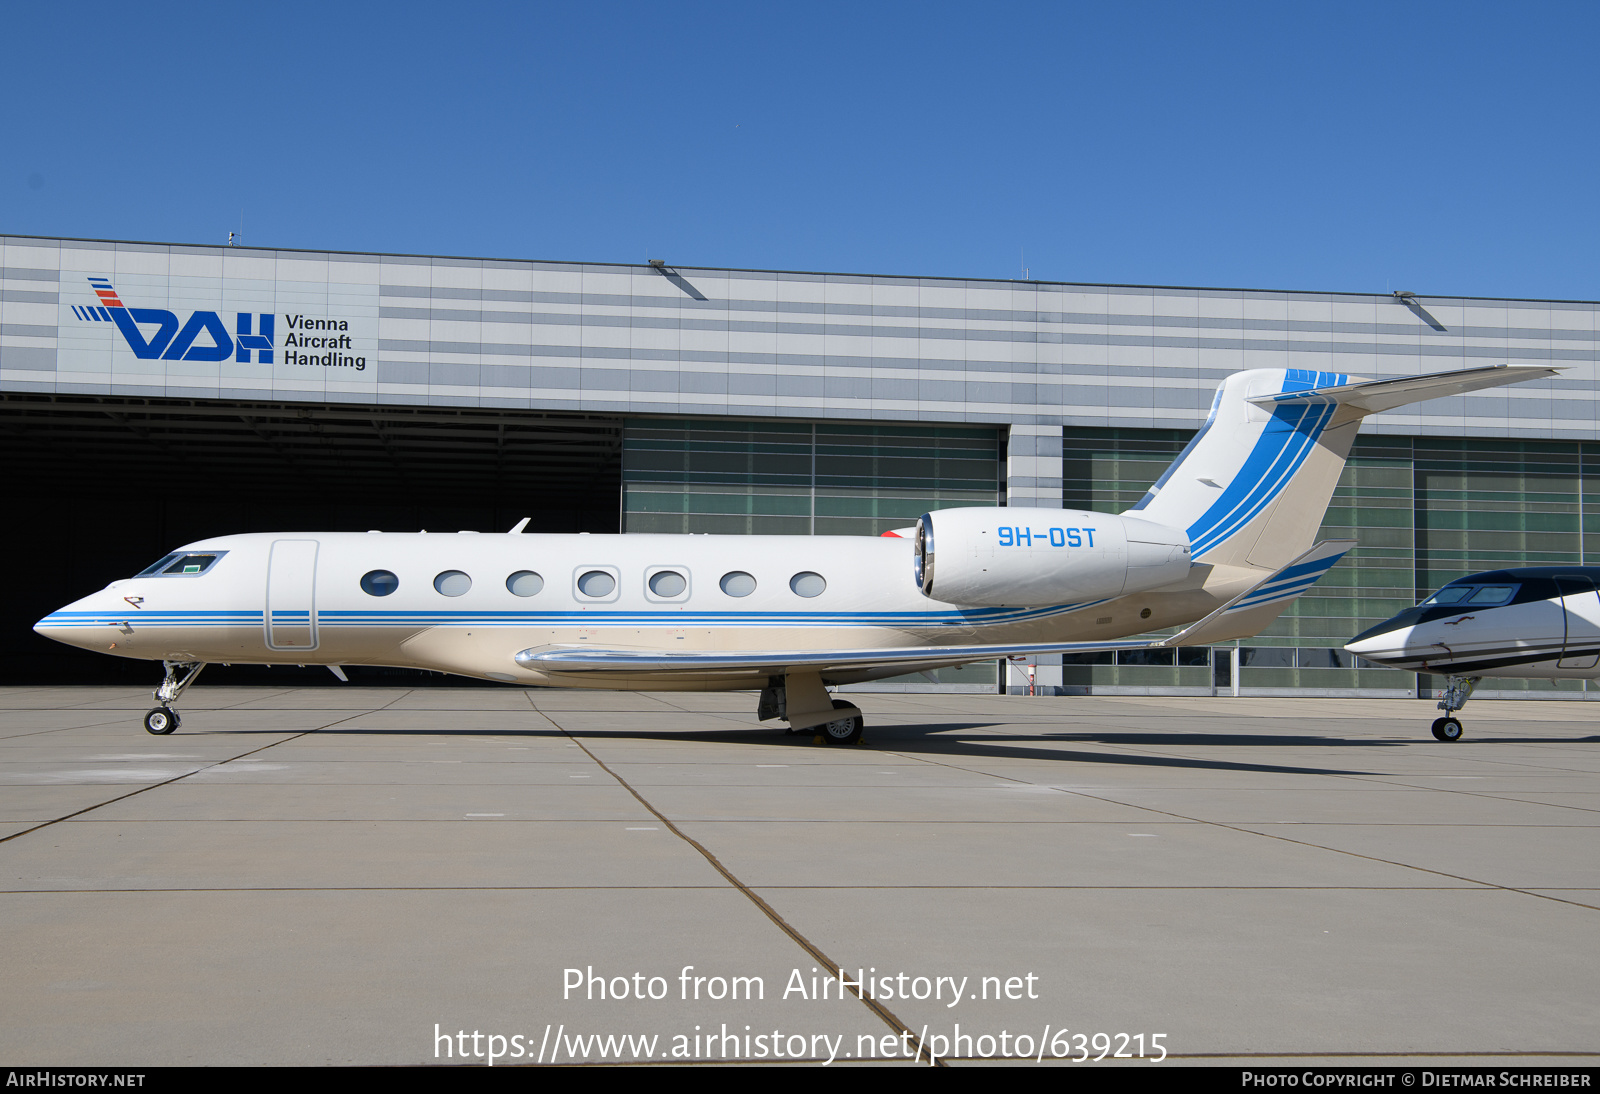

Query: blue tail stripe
left=1189, top=403, right=1334, bottom=556
left=1185, top=371, right=1347, bottom=559
left=1188, top=409, right=1310, bottom=553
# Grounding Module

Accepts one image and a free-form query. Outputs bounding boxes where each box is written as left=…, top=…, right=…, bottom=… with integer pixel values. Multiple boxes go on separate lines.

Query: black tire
left=1431, top=716, right=1463, bottom=742
left=144, top=707, right=178, bottom=735
left=820, top=699, right=864, bottom=746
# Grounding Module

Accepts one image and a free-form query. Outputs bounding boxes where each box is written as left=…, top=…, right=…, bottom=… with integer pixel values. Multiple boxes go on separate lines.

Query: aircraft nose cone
left=1345, top=614, right=1446, bottom=669
left=33, top=610, right=89, bottom=649
left=34, top=593, right=122, bottom=652
left=1342, top=632, right=1391, bottom=658
left=1343, top=615, right=1419, bottom=664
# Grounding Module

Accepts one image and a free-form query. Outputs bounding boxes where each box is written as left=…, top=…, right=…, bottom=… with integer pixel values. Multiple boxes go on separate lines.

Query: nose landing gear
left=144, top=707, right=180, bottom=735
left=1431, top=675, right=1478, bottom=742
left=144, top=661, right=206, bottom=735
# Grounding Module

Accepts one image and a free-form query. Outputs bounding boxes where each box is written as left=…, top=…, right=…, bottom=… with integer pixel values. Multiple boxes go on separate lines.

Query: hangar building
left=3, top=234, right=1596, bottom=697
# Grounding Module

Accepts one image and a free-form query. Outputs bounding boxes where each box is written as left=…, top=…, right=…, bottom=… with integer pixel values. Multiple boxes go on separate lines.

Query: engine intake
left=914, top=507, right=1190, bottom=607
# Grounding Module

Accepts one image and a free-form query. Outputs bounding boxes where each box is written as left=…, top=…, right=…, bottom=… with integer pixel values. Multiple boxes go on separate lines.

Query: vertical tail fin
left=1128, top=365, right=1557, bottom=572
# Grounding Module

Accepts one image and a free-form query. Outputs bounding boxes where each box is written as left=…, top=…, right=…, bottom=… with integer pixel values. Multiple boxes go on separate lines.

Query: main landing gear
left=1431, top=675, right=1478, bottom=742
left=819, top=699, right=866, bottom=747
left=758, top=673, right=866, bottom=746
left=144, top=660, right=206, bottom=735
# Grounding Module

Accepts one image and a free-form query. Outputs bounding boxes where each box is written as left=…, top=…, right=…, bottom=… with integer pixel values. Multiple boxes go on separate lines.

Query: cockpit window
left=1420, top=583, right=1518, bottom=607
left=135, top=552, right=225, bottom=577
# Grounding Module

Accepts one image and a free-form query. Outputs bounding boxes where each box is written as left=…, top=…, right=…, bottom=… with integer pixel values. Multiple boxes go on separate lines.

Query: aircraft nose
left=1342, top=631, right=1393, bottom=658
left=34, top=592, right=123, bottom=652
left=1344, top=614, right=1445, bottom=668
left=1343, top=612, right=1421, bottom=663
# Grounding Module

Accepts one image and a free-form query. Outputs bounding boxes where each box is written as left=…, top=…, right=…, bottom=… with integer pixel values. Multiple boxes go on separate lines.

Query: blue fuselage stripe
left=37, top=598, right=1113, bottom=629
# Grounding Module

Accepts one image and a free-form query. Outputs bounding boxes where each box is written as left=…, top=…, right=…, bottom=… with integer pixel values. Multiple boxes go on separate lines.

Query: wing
left=515, top=638, right=1167, bottom=677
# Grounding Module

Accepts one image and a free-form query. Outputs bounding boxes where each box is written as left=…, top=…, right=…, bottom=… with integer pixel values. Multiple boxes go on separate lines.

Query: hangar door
left=3, top=393, right=622, bottom=683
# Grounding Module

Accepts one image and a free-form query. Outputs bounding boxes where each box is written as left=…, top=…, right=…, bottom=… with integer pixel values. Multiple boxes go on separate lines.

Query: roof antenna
left=508, top=517, right=531, bottom=533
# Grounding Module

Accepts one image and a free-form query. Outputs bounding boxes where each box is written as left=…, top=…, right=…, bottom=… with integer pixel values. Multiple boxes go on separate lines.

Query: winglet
left=1161, top=538, right=1357, bottom=647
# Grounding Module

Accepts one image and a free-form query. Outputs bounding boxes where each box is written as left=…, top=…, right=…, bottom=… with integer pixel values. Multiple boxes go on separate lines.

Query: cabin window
left=361, top=570, right=399, bottom=596
left=507, top=571, right=544, bottom=596
left=789, top=571, right=826, bottom=598
left=434, top=570, right=472, bottom=597
left=719, top=571, right=756, bottom=597
left=577, top=570, right=616, bottom=597
left=136, top=552, right=226, bottom=577
left=648, top=570, right=687, bottom=597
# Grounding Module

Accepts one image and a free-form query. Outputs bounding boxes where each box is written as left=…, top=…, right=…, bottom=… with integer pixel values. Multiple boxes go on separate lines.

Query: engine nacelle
left=914, top=507, right=1191, bottom=607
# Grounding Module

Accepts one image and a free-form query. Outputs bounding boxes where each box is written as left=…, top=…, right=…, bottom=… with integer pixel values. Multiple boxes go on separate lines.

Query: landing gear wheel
left=144, top=707, right=179, bottom=735
left=820, top=699, right=864, bottom=746
left=1431, top=716, right=1463, bottom=742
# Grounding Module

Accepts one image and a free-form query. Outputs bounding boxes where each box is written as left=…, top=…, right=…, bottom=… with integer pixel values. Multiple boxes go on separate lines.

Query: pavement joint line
left=0, top=715, right=159, bottom=741
left=874, top=742, right=1600, bottom=915
left=924, top=730, right=1600, bottom=821
left=0, top=884, right=1532, bottom=894
left=1015, top=739, right=1600, bottom=820
left=0, top=690, right=416, bottom=847
left=1067, top=789, right=1600, bottom=916
left=1087, top=740, right=1600, bottom=819
left=527, top=693, right=944, bottom=1067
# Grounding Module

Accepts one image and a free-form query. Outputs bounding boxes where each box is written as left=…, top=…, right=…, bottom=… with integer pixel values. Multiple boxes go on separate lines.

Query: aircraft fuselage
left=1346, top=567, right=1600, bottom=679
left=35, top=530, right=1221, bottom=692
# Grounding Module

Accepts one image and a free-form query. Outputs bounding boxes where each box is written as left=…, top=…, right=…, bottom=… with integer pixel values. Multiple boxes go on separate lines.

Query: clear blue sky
left=4, top=2, right=1597, bottom=299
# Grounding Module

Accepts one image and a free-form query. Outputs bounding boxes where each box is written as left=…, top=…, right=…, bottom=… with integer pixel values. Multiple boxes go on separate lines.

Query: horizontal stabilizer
left=1247, top=364, right=1559, bottom=415
left=1160, top=539, right=1357, bottom=647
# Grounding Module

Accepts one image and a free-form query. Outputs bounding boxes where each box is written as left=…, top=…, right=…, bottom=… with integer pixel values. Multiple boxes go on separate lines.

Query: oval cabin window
left=361, top=570, right=399, bottom=597
left=506, top=571, right=543, bottom=596
left=789, top=572, right=826, bottom=598
left=719, top=571, right=756, bottom=597
left=577, top=570, right=616, bottom=597
left=434, top=570, right=472, bottom=597
left=649, top=571, right=686, bottom=597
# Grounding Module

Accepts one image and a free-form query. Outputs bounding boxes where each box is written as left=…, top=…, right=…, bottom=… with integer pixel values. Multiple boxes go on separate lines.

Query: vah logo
left=73, top=277, right=275, bottom=363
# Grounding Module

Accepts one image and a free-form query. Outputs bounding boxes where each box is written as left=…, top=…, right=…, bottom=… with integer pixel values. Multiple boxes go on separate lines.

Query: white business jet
left=35, top=364, right=1552, bottom=741
left=1345, top=567, right=1600, bottom=741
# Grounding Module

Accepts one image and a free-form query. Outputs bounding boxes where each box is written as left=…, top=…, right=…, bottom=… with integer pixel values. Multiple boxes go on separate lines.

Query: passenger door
left=266, top=539, right=319, bottom=651
left=1555, top=574, right=1600, bottom=670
